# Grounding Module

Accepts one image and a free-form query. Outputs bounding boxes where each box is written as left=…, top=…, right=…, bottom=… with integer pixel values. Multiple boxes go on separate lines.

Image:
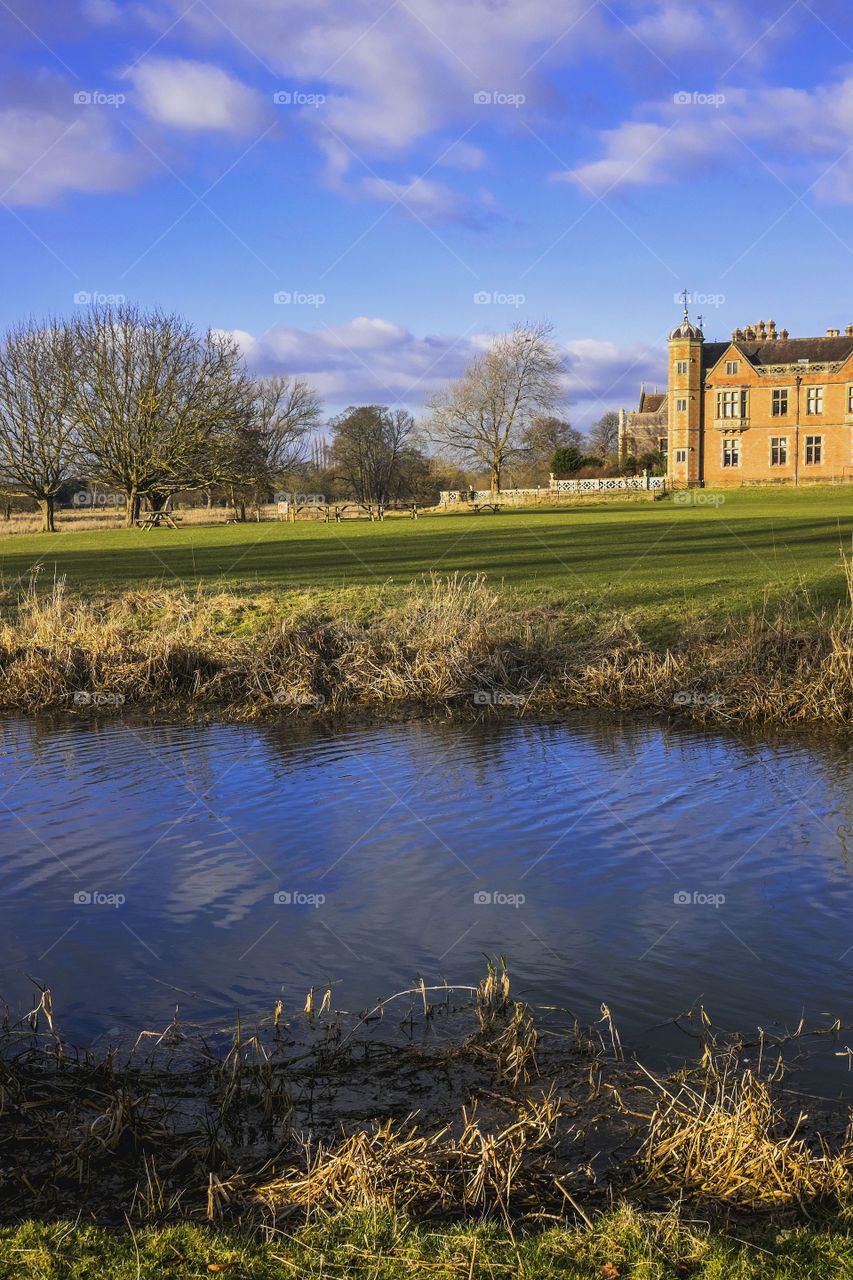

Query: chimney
left=757, top=320, right=766, bottom=338
left=768, top=319, right=777, bottom=340
left=827, top=328, right=841, bottom=337
left=779, top=328, right=789, bottom=341
left=732, top=328, right=742, bottom=341
left=846, top=325, right=853, bottom=337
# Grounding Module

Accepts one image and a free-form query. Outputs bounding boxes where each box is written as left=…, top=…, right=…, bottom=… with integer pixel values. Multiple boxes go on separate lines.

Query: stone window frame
left=847, top=383, right=853, bottom=414
left=716, top=388, right=748, bottom=418
left=805, top=386, right=824, bottom=415
left=771, top=388, right=789, bottom=417
left=721, top=437, right=740, bottom=468
left=769, top=435, right=788, bottom=466
left=726, top=360, right=739, bottom=375
left=674, top=448, right=687, bottom=464
left=804, top=434, right=823, bottom=465
left=675, top=360, right=688, bottom=375
left=675, top=397, right=688, bottom=412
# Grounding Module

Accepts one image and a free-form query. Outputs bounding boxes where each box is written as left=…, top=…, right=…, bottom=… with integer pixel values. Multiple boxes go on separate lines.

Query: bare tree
left=256, top=375, right=322, bottom=476
left=427, top=321, right=566, bottom=492
left=523, top=414, right=583, bottom=460
left=329, top=405, right=416, bottom=503
left=0, top=318, right=75, bottom=532
left=586, top=411, right=620, bottom=462
left=197, top=375, right=322, bottom=519
left=68, top=304, right=252, bottom=526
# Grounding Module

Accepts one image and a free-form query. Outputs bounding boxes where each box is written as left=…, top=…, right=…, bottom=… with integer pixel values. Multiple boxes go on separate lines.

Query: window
left=806, top=386, right=823, bottom=415
left=676, top=397, right=688, bottom=412
left=770, top=437, right=788, bottom=466
left=716, top=389, right=748, bottom=418
left=726, top=360, right=739, bottom=375
left=848, top=385, right=853, bottom=414
left=722, top=439, right=740, bottom=467
left=675, top=449, right=687, bottom=463
left=676, top=360, right=688, bottom=375
left=771, top=389, right=788, bottom=416
left=658, top=436, right=668, bottom=457
left=805, top=435, right=823, bottom=465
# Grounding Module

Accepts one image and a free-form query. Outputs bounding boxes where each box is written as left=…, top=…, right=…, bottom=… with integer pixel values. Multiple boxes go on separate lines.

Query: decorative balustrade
left=439, top=475, right=666, bottom=503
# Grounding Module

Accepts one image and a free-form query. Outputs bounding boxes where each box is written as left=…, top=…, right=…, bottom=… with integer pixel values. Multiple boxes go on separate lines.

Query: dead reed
left=251, top=1091, right=564, bottom=1221
left=1, top=564, right=853, bottom=727
left=639, top=1048, right=853, bottom=1207
left=3, top=973, right=853, bottom=1229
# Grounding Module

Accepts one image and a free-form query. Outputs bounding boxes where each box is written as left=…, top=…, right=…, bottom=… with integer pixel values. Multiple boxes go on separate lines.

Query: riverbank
left=8, top=1205, right=853, bottom=1278
left=2, top=569, right=853, bottom=729
left=3, top=967, right=853, bottom=1276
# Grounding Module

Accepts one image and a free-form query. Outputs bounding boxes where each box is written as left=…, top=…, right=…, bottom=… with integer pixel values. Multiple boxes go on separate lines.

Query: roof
left=670, top=317, right=704, bottom=341
left=704, top=336, right=853, bottom=372
left=641, top=393, right=666, bottom=412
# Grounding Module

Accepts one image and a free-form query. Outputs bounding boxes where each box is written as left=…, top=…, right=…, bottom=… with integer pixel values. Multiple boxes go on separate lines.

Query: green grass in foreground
left=4, top=1209, right=853, bottom=1278
left=3, top=488, right=853, bottom=642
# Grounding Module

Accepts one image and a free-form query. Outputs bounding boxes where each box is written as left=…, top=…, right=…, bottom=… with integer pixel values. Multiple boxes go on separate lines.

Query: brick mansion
left=619, top=306, right=853, bottom=487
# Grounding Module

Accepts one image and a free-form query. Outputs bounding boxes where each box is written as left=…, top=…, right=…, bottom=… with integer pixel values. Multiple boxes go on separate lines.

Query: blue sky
left=3, top=0, right=853, bottom=429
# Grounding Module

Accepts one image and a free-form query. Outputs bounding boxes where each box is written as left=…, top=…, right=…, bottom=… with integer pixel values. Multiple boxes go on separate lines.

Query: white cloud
left=562, top=338, right=667, bottom=417
left=231, top=317, right=664, bottom=426
left=360, top=174, right=493, bottom=226
left=0, top=105, right=146, bottom=205
left=127, top=58, right=264, bottom=134
left=562, top=74, right=853, bottom=203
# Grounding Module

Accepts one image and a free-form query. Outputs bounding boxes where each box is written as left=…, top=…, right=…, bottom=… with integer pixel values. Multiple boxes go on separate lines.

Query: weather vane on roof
left=697, top=314, right=704, bottom=330
left=680, top=288, right=690, bottom=316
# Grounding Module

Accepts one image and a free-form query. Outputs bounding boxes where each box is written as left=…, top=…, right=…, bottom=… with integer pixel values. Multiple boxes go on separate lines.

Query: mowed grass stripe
left=2, top=490, right=853, bottom=639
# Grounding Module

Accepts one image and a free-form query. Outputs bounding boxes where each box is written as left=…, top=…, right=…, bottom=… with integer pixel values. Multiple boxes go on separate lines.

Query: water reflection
left=0, top=713, right=852, bottom=1083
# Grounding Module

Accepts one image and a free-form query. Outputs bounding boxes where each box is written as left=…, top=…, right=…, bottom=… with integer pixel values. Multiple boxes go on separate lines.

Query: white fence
left=440, top=475, right=666, bottom=504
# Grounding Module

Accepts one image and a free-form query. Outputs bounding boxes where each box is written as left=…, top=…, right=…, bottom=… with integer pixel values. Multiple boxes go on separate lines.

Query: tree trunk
left=490, top=461, right=501, bottom=493
left=125, top=490, right=139, bottom=527
left=206, top=489, right=213, bottom=509
left=38, top=496, right=55, bottom=533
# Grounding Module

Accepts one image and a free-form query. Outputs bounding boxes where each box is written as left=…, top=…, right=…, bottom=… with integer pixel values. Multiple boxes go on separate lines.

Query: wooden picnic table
left=137, top=509, right=182, bottom=530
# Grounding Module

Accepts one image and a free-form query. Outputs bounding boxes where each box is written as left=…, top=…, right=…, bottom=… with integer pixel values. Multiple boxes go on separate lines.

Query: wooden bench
left=137, top=510, right=182, bottom=530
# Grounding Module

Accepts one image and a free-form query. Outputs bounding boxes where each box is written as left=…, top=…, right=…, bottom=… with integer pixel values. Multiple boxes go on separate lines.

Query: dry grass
left=0, top=563, right=853, bottom=726
left=250, top=1092, right=564, bottom=1221
left=5, top=971, right=853, bottom=1229
left=640, top=1049, right=853, bottom=1207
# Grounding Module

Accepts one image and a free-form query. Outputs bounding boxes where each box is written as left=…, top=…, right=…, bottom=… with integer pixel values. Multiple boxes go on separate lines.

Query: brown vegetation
left=0, top=568, right=852, bottom=728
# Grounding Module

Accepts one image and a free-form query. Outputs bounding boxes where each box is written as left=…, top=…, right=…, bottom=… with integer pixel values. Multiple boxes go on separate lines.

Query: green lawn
left=3, top=488, right=853, bottom=640
left=4, top=1210, right=853, bottom=1278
